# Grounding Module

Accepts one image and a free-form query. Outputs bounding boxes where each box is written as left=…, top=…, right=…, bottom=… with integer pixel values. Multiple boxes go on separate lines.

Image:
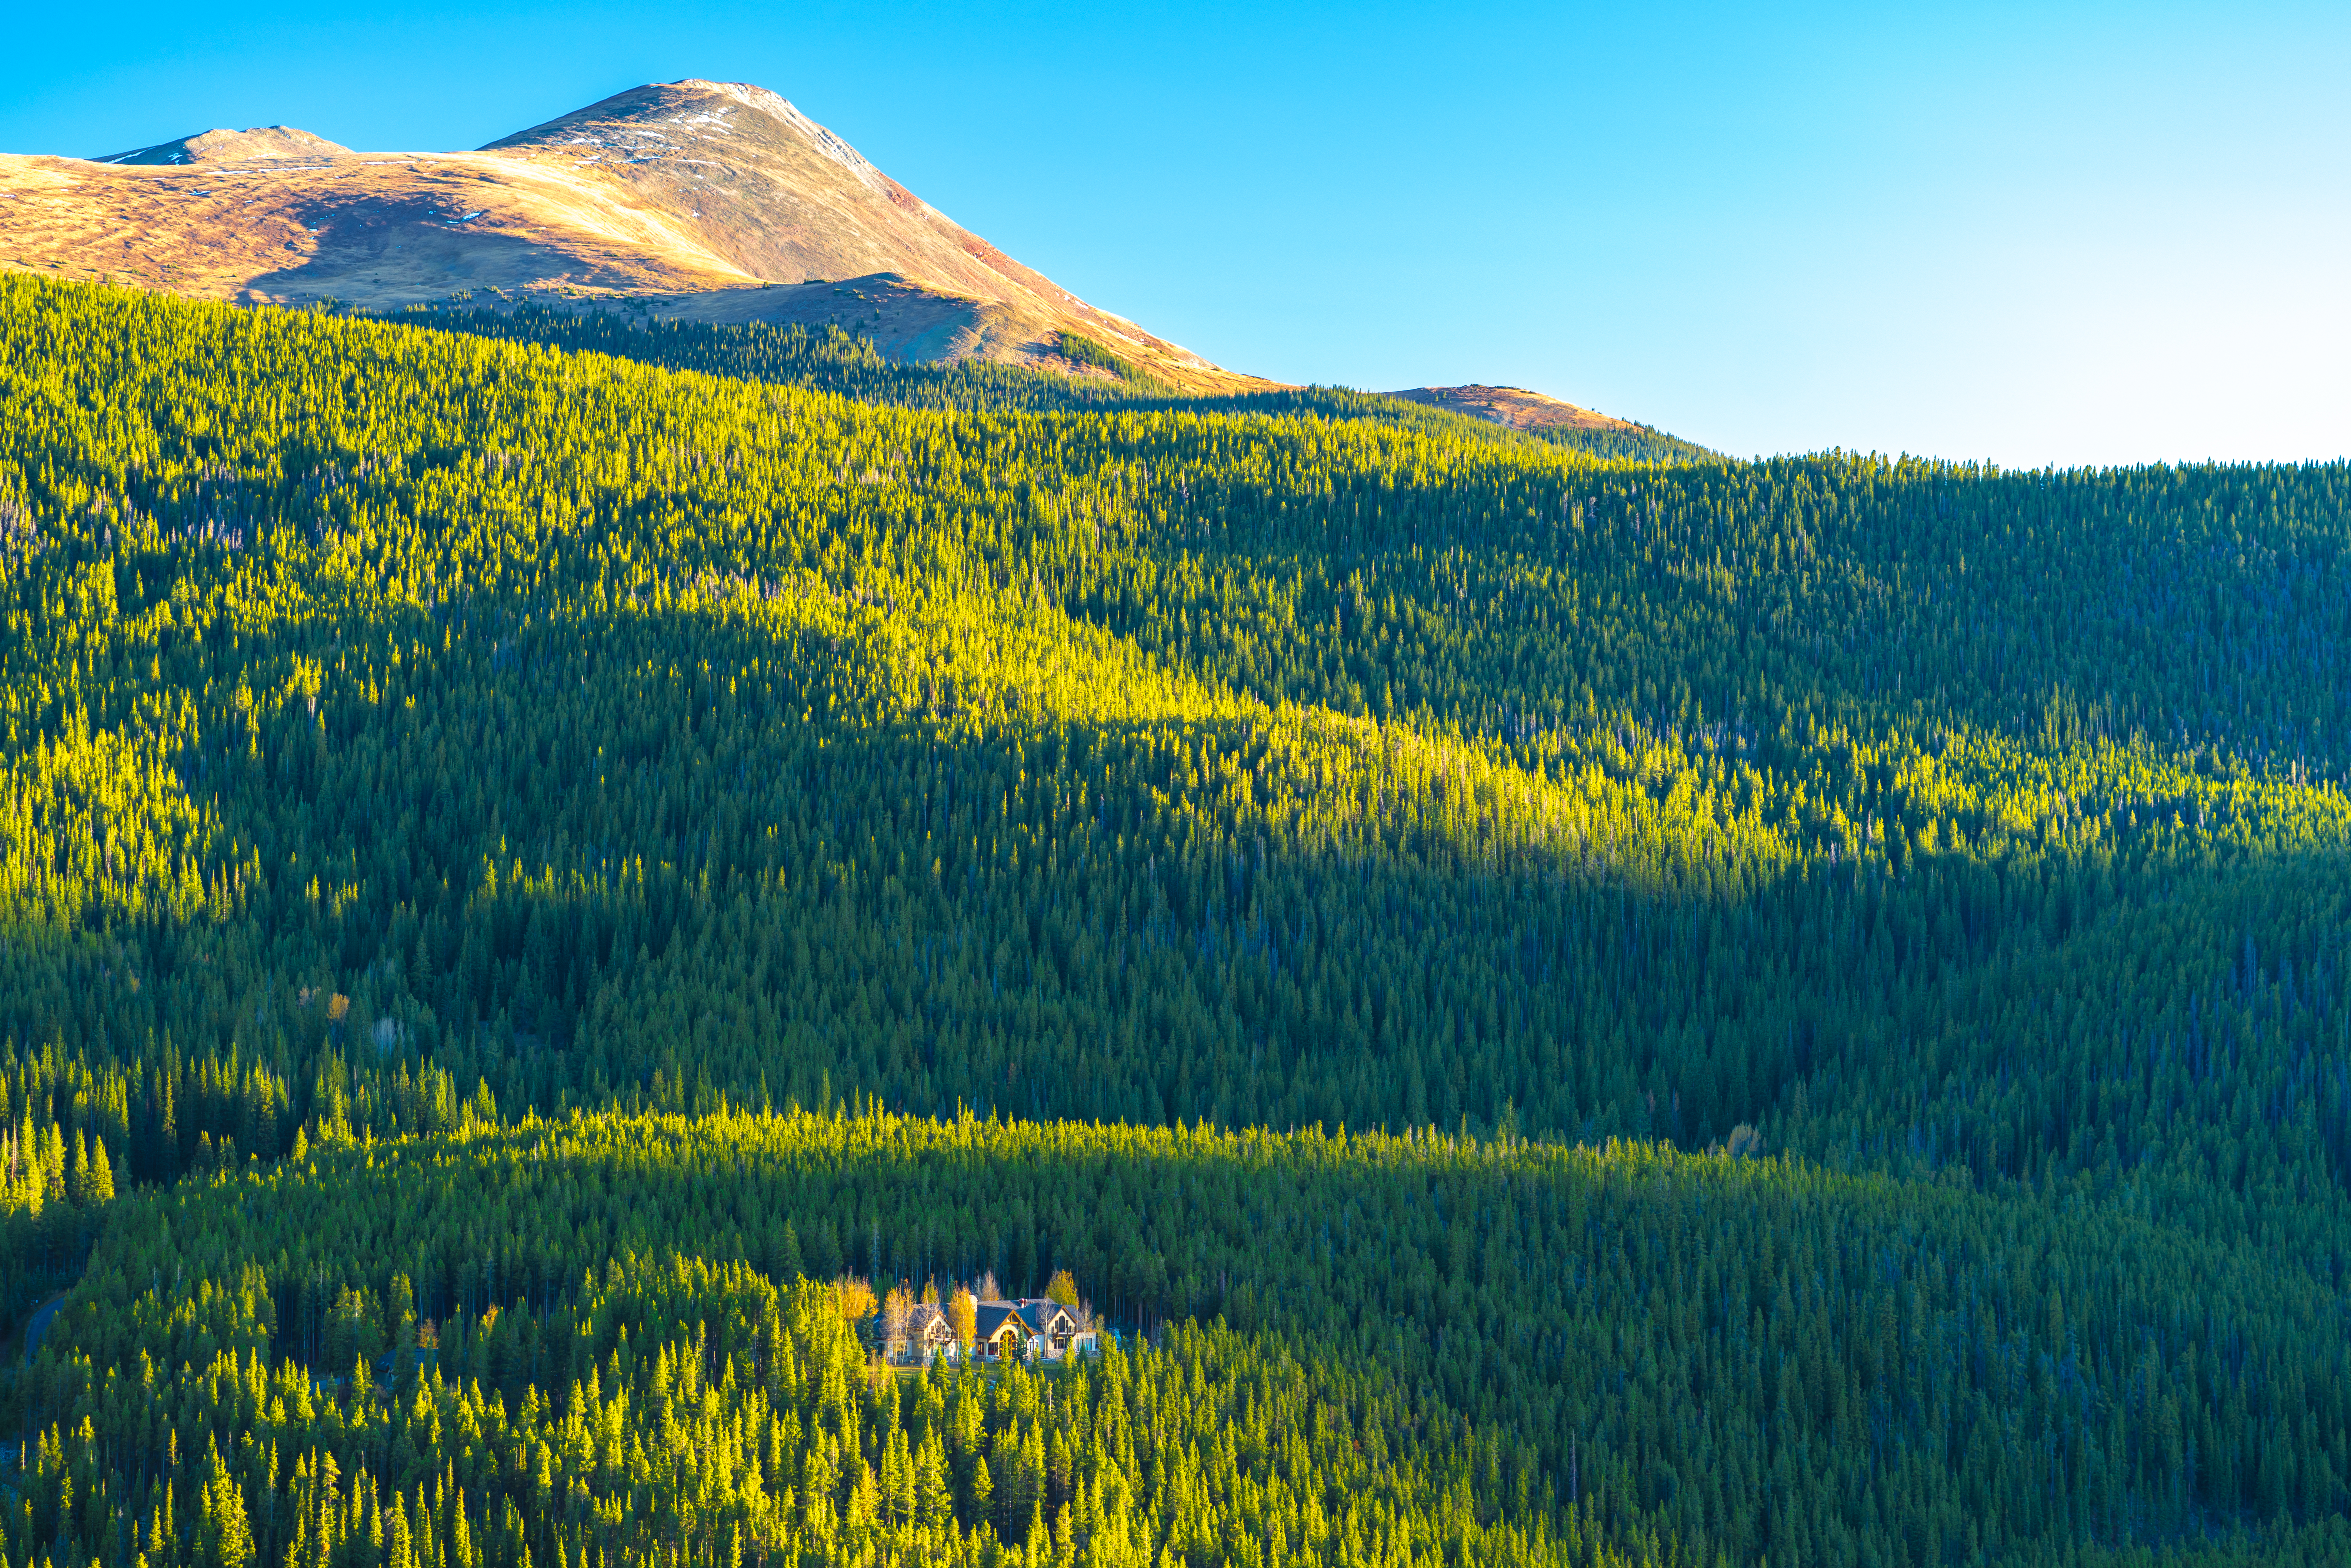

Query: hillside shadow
left=234, top=189, right=686, bottom=309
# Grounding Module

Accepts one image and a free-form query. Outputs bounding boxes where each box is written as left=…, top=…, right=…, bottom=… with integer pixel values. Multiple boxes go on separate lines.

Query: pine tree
left=198, top=1448, right=255, bottom=1568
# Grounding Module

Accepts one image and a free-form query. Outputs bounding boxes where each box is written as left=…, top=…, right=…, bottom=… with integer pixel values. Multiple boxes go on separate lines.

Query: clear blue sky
left=5, top=2, right=2345, bottom=466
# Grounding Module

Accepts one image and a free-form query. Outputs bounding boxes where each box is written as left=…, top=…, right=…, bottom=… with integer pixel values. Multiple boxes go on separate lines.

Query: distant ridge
left=1383, top=384, right=1640, bottom=433
left=95, top=126, right=352, bottom=165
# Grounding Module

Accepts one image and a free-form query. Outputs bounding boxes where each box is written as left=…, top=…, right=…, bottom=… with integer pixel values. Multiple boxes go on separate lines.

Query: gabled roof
left=973, top=1302, right=1031, bottom=1340
left=1017, top=1298, right=1078, bottom=1330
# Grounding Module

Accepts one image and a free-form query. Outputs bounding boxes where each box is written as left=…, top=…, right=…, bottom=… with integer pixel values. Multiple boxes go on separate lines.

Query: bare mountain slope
left=0, top=80, right=1257, bottom=388
left=479, top=81, right=1198, bottom=372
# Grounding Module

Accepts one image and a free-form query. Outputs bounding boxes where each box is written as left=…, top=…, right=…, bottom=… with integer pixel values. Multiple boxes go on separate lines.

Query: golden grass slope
left=0, top=79, right=1266, bottom=390
left=0, top=144, right=752, bottom=308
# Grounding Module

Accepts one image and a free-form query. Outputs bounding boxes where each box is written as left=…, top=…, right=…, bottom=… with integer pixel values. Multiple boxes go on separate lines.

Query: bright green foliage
left=2, top=272, right=2350, bottom=1565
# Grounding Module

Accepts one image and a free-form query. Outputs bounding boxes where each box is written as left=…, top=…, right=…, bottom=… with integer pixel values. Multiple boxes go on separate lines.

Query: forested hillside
left=3, top=273, right=2349, bottom=1567
left=387, top=302, right=1715, bottom=459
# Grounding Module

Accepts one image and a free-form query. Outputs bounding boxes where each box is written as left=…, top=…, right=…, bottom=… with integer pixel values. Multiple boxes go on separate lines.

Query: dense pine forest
left=2, top=271, right=2349, bottom=1567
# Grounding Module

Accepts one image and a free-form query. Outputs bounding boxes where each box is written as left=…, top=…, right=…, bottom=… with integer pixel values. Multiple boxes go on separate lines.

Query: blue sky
left=5, top=2, right=2345, bottom=466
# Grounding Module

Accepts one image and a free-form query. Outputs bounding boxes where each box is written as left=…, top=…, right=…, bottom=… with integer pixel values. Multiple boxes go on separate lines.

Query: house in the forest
left=877, top=1292, right=1101, bottom=1366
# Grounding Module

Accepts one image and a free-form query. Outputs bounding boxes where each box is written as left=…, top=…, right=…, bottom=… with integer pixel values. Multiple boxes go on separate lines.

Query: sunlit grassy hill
left=1, top=78, right=1264, bottom=390
left=4, top=273, right=2351, bottom=1567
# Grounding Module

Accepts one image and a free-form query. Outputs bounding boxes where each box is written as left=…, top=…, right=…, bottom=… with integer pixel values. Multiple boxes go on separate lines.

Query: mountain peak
left=482, top=78, right=902, bottom=204
left=463, top=79, right=1230, bottom=378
